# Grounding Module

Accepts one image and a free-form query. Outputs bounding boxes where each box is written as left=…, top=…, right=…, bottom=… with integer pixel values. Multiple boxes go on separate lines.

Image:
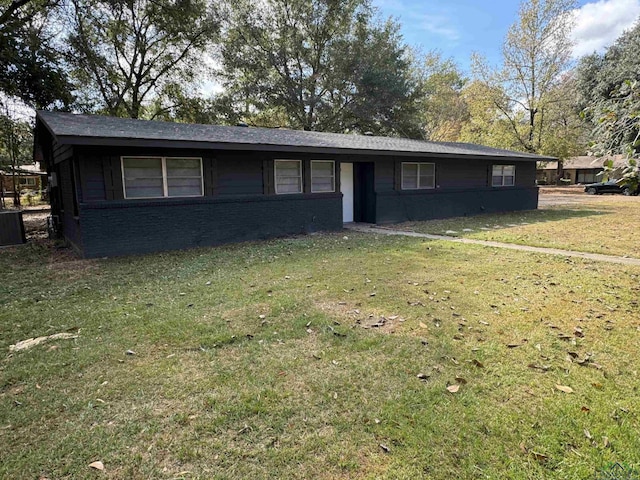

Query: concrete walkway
left=345, top=224, right=640, bottom=267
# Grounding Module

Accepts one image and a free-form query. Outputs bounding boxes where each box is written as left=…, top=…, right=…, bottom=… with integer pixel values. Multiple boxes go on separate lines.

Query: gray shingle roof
left=37, top=111, right=554, bottom=161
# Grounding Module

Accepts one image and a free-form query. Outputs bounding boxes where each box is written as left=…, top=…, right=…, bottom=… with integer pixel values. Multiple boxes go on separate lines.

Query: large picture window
left=122, top=156, right=203, bottom=199
left=275, top=160, right=302, bottom=194
left=492, top=165, right=515, bottom=187
left=401, top=162, right=435, bottom=190
left=311, top=161, right=335, bottom=193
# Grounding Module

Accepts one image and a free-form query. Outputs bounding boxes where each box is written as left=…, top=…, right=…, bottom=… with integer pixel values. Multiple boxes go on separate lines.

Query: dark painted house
left=34, top=111, right=552, bottom=258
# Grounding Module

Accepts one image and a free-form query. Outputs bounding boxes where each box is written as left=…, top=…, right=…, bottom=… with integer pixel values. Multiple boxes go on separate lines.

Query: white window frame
left=274, top=159, right=303, bottom=194
left=401, top=162, right=435, bottom=190
left=310, top=160, right=335, bottom=193
left=19, top=177, right=37, bottom=186
left=492, top=164, right=516, bottom=187
left=121, top=156, right=204, bottom=199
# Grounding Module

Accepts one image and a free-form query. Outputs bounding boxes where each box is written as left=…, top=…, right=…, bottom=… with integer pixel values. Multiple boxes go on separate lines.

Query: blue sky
left=374, top=0, right=640, bottom=74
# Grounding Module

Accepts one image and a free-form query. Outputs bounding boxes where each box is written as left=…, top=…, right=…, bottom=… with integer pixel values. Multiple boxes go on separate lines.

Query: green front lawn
left=397, top=195, right=640, bottom=258
left=2, top=233, right=639, bottom=479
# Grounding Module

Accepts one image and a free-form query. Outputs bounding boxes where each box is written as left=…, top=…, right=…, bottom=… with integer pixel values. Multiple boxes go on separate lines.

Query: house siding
left=79, top=194, right=342, bottom=258
left=47, top=145, right=540, bottom=257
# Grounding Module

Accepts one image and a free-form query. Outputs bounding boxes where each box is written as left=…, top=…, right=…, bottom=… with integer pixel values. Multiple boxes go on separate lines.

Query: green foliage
left=415, top=52, right=468, bottom=141
left=0, top=0, right=73, bottom=108
left=0, top=111, right=34, bottom=207
left=219, top=0, right=422, bottom=136
left=577, top=22, right=640, bottom=188
left=65, top=0, right=219, bottom=119
left=458, top=80, right=518, bottom=150
left=470, top=0, right=579, bottom=156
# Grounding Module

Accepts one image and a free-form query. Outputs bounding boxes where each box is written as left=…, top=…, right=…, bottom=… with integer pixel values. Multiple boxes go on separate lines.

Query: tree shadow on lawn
left=398, top=207, right=608, bottom=237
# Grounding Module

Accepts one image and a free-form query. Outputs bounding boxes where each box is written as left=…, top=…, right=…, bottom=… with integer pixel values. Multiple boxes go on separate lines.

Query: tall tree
left=415, top=52, right=467, bottom=141
left=219, top=0, right=421, bottom=136
left=472, top=0, right=576, bottom=154
left=0, top=0, right=73, bottom=108
left=576, top=21, right=640, bottom=190
left=458, top=80, right=518, bottom=150
left=577, top=20, right=640, bottom=155
left=65, top=0, right=219, bottom=119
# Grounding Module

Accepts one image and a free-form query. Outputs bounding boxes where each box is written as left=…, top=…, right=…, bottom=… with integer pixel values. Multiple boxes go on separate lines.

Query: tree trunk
left=11, top=168, right=20, bottom=206
left=0, top=173, right=5, bottom=210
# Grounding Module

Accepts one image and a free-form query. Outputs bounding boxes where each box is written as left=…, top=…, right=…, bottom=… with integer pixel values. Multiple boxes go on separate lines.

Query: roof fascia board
left=59, top=136, right=552, bottom=162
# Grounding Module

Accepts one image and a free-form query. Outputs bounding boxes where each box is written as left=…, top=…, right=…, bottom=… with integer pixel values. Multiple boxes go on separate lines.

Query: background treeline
left=1, top=0, right=639, bottom=186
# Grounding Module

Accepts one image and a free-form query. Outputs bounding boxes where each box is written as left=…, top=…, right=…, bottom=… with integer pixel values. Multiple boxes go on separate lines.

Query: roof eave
left=56, top=135, right=552, bottom=162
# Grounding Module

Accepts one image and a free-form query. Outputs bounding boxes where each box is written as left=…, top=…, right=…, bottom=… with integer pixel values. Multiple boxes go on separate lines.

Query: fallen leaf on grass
left=555, top=385, right=574, bottom=393
left=89, top=461, right=104, bottom=471
left=419, top=321, right=428, bottom=329
left=472, top=359, right=484, bottom=368
left=507, top=343, right=523, bottom=348
left=455, top=377, right=467, bottom=385
left=531, top=451, right=549, bottom=462
left=446, top=384, right=460, bottom=393
left=417, top=373, right=430, bottom=380
left=584, top=429, right=592, bottom=439
left=527, top=364, right=550, bottom=372
left=379, top=444, right=390, bottom=453
left=581, top=406, right=590, bottom=413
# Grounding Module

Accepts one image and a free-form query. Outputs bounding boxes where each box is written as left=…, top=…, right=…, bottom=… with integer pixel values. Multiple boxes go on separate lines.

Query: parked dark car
left=584, top=180, right=638, bottom=195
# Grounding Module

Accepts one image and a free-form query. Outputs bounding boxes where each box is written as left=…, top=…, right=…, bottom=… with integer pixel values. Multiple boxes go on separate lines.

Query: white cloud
left=417, top=14, right=461, bottom=41
left=571, top=0, right=640, bottom=57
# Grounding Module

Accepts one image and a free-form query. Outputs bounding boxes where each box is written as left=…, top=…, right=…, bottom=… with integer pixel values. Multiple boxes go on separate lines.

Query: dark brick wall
left=375, top=186, right=539, bottom=224
left=79, top=193, right=342, bottom=257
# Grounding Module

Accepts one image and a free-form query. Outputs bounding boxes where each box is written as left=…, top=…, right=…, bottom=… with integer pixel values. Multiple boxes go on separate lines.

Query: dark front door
left=353, top=162, right=375, bottom=223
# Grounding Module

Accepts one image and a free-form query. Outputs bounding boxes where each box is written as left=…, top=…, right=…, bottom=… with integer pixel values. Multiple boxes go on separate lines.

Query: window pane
left=275, top=160, right=301, bottom=194
left=168, top=177, right=202, bottom=196
left=492, top=165, right=515, bottom=187
left=166, top=158, right=201, bottom=177
left=311, top=161, right=334, bottom=192
left=419, top=175, right=435, bottom=188
left=312, top=178, right=334, bottom=192
left=123, top=157, right=163, bottom=198
left=402, top=164, right=418, bottom=189
left=166, top=158, right=202, bottom=196
left=276, top=179, right=301, bottom=193
left=420, top=163, right=435, bottom=176
left=126, top=178, right=164, bottom=198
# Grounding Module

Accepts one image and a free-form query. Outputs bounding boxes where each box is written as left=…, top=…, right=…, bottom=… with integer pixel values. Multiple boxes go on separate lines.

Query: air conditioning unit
left=0, top=211, right=26, bottom=246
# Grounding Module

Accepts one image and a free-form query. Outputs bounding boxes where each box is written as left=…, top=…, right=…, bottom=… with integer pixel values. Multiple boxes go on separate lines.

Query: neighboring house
left=536, top=155, right=627, bottom=185
left=0, top=163, right=46, bottom=194
left=34, top=111, right=552, bottom=258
